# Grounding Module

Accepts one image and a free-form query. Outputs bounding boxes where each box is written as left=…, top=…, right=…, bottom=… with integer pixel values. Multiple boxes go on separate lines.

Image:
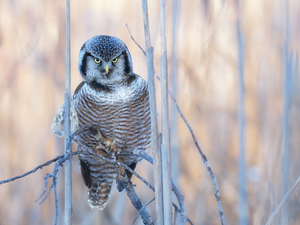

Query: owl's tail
left=79, top=154, right=117, bottom=210
left=87, top=182, right=113, bottom=210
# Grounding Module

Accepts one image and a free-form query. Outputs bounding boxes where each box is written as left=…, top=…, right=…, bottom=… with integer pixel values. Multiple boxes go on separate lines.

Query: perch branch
left=132, top=197, right=156, bottom=225
left=73, top=137, right=155, bottom=223
left=74, top=138, right=155, bottom=192
left=118, top=174, right=154, bottom=225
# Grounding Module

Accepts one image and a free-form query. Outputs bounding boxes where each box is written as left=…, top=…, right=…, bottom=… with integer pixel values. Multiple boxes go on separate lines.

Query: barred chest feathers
left=73, top=74, right=151, bottom=159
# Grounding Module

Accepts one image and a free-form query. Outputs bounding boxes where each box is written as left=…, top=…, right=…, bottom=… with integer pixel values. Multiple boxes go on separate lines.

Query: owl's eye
left=94, top=58, right=101, bottom=64
left=112, top=58, right=118, bottom=63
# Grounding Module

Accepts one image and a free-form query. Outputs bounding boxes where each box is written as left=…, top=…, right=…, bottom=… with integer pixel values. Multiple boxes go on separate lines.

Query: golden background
left=0, top=0, right=300, bottom=224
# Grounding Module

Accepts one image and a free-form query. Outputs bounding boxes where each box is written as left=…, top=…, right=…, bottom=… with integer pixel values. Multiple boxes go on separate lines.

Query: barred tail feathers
left=87, top=182, right=113, bottom=210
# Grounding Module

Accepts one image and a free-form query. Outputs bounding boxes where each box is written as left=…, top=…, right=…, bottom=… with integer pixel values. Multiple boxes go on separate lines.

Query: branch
left=166, top=78, right=226, bottom=224
left=160, top=0, right=172, bottom=223
left=78, top=138, right=192, bottom=224
left=172, top=181, right=187, bottom=225
left=64, top=0, right=72, bottom=223
left=73, top=136, right=155, bottom=223
left=172, top=203, right=194, bottom=225
left=126, top=24, right=225, bottom=224
left=137, top=150, right=190, bottom=225
left=126, top=24, right=145, bottom=55
left=266, top=175, right=300, bottom=225
left=118, top=174, right=154, bottom=225
left=140, top=0, right=164, bottom=224
left=74, top=138, right=155, bottom=192
left=0, top=152, right=78, bottom=186
left=132, top=197, right=155, bottom=225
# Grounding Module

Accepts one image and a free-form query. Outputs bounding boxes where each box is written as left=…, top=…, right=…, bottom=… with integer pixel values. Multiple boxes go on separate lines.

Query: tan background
left=0, top=0, right=300, bottom=224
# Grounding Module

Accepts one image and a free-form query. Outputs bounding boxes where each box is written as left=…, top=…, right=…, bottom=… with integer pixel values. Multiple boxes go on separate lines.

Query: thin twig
left=168, top=85, right=226, bottom=224
left=0, top=153, right=76, bottom=186
left=132, top=197, right=155, bottom=225
left=37, top=152, right=77, bottom=225
left=266, top=176, right=300, bottom=225
left=126, top=23, right=146, bottom=55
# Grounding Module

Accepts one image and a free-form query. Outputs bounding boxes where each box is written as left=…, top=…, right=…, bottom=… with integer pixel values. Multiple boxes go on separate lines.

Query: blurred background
left=0, top=0, right=300, bottom=224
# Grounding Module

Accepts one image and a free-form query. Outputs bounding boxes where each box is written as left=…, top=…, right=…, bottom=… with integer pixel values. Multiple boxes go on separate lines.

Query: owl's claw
left=91, top=127, right=115, bottom=154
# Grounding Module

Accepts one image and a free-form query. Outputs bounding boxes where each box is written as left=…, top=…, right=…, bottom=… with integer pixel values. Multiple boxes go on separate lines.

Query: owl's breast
left=73, top=80, right=151, bottom=156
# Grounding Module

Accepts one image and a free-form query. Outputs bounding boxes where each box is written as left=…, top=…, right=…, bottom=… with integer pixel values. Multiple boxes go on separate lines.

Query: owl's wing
left=51, top=82, right=85, bottom=137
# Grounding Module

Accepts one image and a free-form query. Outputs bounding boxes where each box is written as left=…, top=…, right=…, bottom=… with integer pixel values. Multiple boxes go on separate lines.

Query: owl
left=52, top=35, right=151, bottom=209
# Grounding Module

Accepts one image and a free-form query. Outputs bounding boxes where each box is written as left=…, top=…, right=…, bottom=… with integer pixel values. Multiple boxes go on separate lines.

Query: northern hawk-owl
left=52, top=35, right=151, bottom=209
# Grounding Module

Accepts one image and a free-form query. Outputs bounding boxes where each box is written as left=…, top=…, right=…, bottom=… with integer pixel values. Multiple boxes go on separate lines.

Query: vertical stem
left=236, top=0, right=247, bottom=224
left=171, top=0, right=179, bottom=183
left=64, top=0, right=72, bottom=224
left=279, top=0, right=290, bottom=224
left=141, top=0, right=164, bottom=224
left=160, top=0, right=172, bottom=224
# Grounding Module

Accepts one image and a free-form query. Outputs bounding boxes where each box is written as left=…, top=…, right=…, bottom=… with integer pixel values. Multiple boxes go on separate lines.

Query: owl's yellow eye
left=94, top=58, right=101, bottom=64
left=112, top=58, right=118, bottom=63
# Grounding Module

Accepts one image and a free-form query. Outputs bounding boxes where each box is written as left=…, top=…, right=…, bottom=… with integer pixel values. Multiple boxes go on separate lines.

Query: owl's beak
left=105, top=65, right=109, bottom=74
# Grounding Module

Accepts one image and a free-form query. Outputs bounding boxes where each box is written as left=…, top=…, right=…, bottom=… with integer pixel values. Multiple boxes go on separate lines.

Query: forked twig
left=132, top=197, right=155, bottom=225
left=118, top=174, right=154, bottom=225
left=0, top=155, right=65, bottom=185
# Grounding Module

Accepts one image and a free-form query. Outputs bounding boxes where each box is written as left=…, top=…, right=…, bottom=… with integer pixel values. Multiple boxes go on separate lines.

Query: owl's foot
left=90, top=127, right=115, bottom=154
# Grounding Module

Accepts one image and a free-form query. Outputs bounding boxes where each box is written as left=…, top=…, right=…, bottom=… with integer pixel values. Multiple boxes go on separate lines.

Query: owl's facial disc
left=84, top=55, right=125, bottom=86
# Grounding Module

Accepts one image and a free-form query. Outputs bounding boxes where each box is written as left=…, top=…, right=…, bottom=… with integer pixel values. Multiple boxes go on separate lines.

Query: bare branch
left=172, top=181, right=187, bottom=225
left=159, top=0, right=172, bottom=223
left=0, top=152, right=78, bottom=186
left=74, top=138, right=155, bottom=192
left=64, top=0, right=72, bottom=223
left=132, top=197, right=155, bottom=225
left=127, top=23, right=226, bottom=223
left=137, top=150, right=191, bottom=225
left=266, top=175, right=300, bottom=225
left=140, top=1, right=164, bottom=223
left=126, top=23, right=146, bottom=55
left=167, top=85, right=226, bottom=224
left=172, top=203, right=194, bottom=225
left=118, top=174, right=154, bottom=225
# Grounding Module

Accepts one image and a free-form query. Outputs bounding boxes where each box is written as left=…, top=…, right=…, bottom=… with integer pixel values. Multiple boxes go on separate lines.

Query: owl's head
left=78, top=35, right=133, bottom=86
